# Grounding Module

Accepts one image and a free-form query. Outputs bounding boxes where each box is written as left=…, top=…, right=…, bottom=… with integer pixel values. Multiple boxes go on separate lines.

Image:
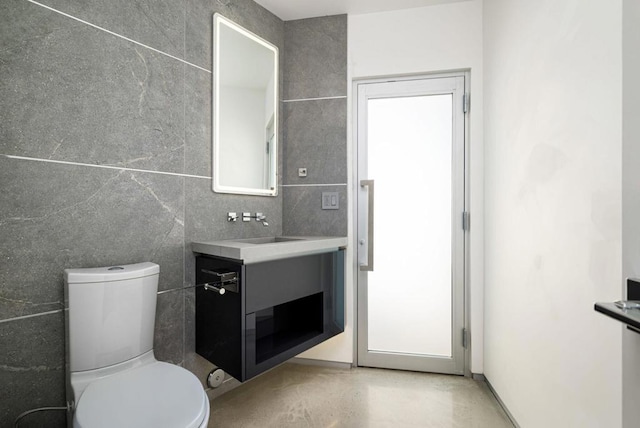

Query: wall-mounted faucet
left=242, top=212, right=269, bottom=227
left=228, top=212, right=269, bottom=226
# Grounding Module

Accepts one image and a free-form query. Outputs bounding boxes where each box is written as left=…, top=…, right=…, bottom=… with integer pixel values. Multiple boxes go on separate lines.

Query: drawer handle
left=204, top=284, right=226, bottom=295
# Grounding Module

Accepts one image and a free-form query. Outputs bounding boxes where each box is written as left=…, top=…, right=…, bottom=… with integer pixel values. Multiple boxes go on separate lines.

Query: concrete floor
left=208, top=363, right=514, bottom=428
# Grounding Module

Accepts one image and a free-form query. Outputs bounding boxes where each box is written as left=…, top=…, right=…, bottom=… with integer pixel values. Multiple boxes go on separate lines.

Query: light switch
left=322, top=192, right=339, bottom=210
left=298, top=168, right=307, bottom=177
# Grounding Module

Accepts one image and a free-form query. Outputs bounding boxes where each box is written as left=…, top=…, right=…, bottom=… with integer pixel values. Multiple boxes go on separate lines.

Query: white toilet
left=64, top=262, right=210, bottom=428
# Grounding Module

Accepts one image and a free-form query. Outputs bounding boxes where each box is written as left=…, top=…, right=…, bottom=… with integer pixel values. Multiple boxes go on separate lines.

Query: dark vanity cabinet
left=195, top=250, right=345, bottom=382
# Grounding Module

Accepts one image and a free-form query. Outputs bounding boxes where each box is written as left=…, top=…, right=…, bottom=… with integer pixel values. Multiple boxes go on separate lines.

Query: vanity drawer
left=244, top=253, right=332, bottom=314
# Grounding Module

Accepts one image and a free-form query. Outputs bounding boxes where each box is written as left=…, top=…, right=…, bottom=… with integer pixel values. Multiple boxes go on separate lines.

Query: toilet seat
left=74, top=361, right=209, bottom=428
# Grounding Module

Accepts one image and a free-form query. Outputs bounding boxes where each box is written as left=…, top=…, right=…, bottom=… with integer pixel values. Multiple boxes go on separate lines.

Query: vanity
left=193, top=237, right=346, bottom=382
left=196, top=14, right=346, bottom=383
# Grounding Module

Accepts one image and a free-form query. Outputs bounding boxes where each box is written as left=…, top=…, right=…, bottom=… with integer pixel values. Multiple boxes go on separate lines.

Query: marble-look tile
left=184, top=286, right=196, bottom=354
left=284, top=15, right=348, bottom=100
left=0, top=0, right=184, bottom=173
left=185, top=0, right=283, bottom=71
left=210, top=363, right=514, bottom=428
left=0, top=157, right=184, bottom=320
left=282, top=186, right=347, bottom=237
left=185, top=66, right=213, bottom=178
left=154, top=289, right=185, bottom=365
left=283, top=99, right=347, bottom=185
left=0, top=312, right=66, bottom=428
left=35, top=0, right=185, bottom=59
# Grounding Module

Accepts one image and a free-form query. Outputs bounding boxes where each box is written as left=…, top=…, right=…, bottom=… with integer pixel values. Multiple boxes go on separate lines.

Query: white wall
left=622, top=0, right=640, bottom=426
left=300, top=0, right=485, bottom=371
left=483, top=0, right=622, bottom=426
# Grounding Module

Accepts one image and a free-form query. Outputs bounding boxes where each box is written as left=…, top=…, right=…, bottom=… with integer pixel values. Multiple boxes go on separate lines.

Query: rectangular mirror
left=213, top=14, right=278, bottom=196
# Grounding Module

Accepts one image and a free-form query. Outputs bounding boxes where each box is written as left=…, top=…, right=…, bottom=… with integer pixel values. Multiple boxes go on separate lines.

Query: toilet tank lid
left=65, top=262, right=159, bottom=284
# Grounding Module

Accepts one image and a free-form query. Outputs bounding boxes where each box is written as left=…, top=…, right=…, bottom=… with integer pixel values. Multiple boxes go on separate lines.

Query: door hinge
left=463, top=93, right=470, bottom=114
left=462, top=328, right=468, bottom=349
left=462, top=211, right=470, bottom=231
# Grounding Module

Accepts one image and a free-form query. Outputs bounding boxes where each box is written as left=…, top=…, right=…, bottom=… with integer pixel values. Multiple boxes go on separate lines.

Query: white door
left=356, top=75, right=467, bottom=375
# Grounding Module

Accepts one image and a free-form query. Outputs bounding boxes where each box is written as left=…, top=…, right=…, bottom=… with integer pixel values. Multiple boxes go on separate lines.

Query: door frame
left=351, top=71, right=471, bottom=376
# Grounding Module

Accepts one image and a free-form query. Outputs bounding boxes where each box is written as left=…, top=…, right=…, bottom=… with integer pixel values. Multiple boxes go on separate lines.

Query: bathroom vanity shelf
left=594, top=279, right=640, bottom=334
left=193, top=238, right=345, bottom=382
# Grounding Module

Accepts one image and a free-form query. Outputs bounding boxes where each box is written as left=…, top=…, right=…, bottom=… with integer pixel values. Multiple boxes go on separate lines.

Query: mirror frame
left=212, top=13, right=279, bottom=197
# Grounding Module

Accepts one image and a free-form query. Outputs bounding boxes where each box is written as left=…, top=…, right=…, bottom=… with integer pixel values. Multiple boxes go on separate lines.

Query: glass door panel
left=367, top=95, right=453, bottom=357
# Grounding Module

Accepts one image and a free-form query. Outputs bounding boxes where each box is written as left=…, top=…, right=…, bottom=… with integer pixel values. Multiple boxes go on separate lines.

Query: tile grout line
left=181, top=1, right=187, bottom=366
left=2, top=155, right=347, bottom=187
left=0, top=309, right=63, bottom=324
left=281, top=183, right=347, bottom=187
left=283, top=95, right=347, bottom=103
left=157, top=288, right=183, bottom=295
left=27, top=0, right=211, bottom=74
left=1, top=288, right=187, bottom=323
left=2, top=154, right=211, bottom=180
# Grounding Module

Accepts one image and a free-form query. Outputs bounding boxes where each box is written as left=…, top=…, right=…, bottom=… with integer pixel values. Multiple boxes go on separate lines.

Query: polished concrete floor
left=208, top=363, right=514, bottom=428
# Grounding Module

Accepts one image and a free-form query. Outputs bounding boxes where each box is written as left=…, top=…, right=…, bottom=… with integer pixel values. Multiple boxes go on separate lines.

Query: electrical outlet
left=298, top=168, right=307, bottom=177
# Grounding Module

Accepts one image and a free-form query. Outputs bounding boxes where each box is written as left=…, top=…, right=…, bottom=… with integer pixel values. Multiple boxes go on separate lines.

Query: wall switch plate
left=298, top=168, right=307, bottom=177
left=322, top=192, right=339, bottom=210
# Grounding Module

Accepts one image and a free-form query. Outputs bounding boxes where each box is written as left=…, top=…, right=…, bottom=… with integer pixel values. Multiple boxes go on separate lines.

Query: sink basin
left=192, top=236, right=347, bottom=264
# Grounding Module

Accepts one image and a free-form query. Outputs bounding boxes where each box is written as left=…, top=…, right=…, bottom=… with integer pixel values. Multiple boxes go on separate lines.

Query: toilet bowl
left=65, top=262, right=209, bottom=428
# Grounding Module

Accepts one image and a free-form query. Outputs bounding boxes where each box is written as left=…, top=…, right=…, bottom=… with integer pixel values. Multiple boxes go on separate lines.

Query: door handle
left=360, top=179, right=374, bottom=271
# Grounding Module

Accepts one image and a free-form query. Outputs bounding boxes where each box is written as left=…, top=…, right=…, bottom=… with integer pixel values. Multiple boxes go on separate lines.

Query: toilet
left=64, top=262, right=210, bottom=428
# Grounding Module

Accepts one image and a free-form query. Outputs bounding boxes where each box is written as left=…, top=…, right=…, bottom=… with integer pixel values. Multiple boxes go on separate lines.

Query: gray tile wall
left=0, top=0, right=283, bottom=426
left=282, top=15, right=348, bottom=237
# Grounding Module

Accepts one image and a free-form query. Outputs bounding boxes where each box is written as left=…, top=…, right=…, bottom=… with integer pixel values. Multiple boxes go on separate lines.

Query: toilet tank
left=65, top=262, right=159, bottom=372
